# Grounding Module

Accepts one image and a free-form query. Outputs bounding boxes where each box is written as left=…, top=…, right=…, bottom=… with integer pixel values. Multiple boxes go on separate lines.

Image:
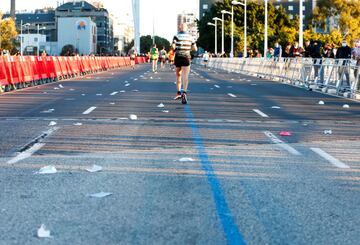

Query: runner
left=168, top=48, right=175, bottom=70
left=128, top=47, right=137, bottom=69
left=150, top=44, right=159, bottom=73
left=159, top=47, right=167, bottom=70
left=172, top=23, right=197, bottom=104
left=203, top=51, right=209, bottom=68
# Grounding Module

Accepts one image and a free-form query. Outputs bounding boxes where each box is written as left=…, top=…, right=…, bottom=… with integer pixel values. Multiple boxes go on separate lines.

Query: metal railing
left=194, top=57, right=360, bottom=100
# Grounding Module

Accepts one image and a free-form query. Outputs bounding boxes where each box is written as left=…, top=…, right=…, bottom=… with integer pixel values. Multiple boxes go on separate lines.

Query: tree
left=140, top=35, right=170, bottom=54
left=197, top=0, right=297, bottom=56
left=313, top=0, right=360, bottom=45
left=0, top=13, right=18, bottom=52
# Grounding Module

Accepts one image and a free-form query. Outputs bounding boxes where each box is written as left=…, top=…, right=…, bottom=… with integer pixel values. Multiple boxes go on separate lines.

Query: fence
left=0, top=56, right=147, bottom=93
left=194, top=57, right=360, bottom=100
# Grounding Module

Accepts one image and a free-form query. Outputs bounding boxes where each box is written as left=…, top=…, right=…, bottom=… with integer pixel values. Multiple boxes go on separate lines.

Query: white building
left=57, top=17, right=97, bottom=55
left=19, top=34, right=47, bottom=55
left=177, top=13, right=199, bottom=41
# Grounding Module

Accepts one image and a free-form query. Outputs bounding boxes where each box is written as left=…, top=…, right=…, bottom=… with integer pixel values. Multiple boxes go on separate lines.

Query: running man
left=203, top=51, right=209, bottom=68
left=150, top=44, right=159, bottom=73
left=168, top=48, right=175, bottom=70
left=128, top=47, right=137, bottom=69
left=172, top=23, right=197, bottom=104
left=159, top=47, right=167, bottom=70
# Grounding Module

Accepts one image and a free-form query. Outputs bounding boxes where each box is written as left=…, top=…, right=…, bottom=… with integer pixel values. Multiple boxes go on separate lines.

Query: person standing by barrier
left=323, top=43, right=335, bottom=59
left=352, top=39, right=360, bottom=90
left=274, top=42, right=282, bottom=61
left=290, top=42, right=303, bottom=58
left=150, top=44, right=159, bottom=73
left=311, top=41, right=324, bottom=84
left=172, top=23, right=197, bottom=104
left=336, top=39, right=352, bottom=89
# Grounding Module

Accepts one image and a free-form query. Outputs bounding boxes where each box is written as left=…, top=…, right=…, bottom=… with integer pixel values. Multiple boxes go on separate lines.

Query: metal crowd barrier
left=194, top=57, right=360, bottom=100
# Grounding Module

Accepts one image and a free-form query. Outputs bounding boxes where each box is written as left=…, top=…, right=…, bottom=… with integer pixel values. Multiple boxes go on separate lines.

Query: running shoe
left=174, top=91, right=182, bottom=100
left=181, top=92, right=188, bottom=104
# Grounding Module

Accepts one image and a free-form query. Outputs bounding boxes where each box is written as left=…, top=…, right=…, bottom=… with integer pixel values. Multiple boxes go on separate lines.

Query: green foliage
left=0, top=13, right=18, bottom=52
left=197, top=0, right=297, bottom=55
left=140, top=35, right=170, bottom=54
left=313, top=0, right=360, bottom=45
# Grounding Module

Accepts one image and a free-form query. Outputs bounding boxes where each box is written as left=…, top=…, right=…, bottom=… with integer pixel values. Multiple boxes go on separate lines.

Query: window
left=203, top=4, right=208, bottom=10
left=288, top=5, right=293, bottom=11
left=34, top=38, right=38, bottom=42
left=289, top=14, right=294, bottom=20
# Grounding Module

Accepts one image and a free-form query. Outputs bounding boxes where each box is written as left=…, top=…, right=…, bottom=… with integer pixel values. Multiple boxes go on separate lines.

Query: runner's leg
left=182, top=65, right=191, bottom=92
left=176, top=67, right=182, bottom=92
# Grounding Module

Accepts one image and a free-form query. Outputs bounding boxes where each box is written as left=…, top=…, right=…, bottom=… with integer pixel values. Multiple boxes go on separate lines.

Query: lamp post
left=20, top=22, right=31, bottom=56
left=207, top=22, right=216, bottom=54
left=264, top=0, right=268, bottom=58
left=212, top=17, right=222, bottom=56
left=221, top=10, right=231, bottom=56
left=231, top=0, right=246, bottom=58
left=299, top=0, right=304, bottom=48
left=37, top=25, right=46, bottom=56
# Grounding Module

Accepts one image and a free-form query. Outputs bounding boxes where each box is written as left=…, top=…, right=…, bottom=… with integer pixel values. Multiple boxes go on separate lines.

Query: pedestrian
left=352, top=39, right=360, bottom=90
left=273, top=42, right=282, bottom=60
left=128, top=47, right=137, bottom=69
left=323, top=43, right=335, bottom=59
left=172, top=23, right=197, bottom=104
left=150, top=44, right=159, bottom=73
left=310, top=41, right=323, bottom=83
left=336, top=39, right=352, bottom=89
left=290, top=42, right=303, bottom=58
left=159, top=47, right=167, bottom=70
left=303, top=40, right=311, bottom=58
left=203, top=51, right=209, bottom=68
left=168, top=48, right=175, bottom=70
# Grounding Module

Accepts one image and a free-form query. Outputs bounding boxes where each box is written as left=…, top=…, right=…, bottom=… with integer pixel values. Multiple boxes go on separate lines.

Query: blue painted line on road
left=184, top=105, right=246, bottom=245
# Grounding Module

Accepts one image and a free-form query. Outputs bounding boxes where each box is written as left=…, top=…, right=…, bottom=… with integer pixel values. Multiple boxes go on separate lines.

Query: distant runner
left=203, top=51, right=209, bottom=68
left=128, top=47, right=137, bottom=69
left=172, top=23, right=197, bottom=104
left=150, top=44, right=159, bottom=73
left=168, top=48, right=175, bottom=70
left=160, top=47, right=167, bottom=70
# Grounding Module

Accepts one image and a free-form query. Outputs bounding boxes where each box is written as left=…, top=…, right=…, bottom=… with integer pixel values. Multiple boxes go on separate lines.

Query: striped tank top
left=173, top=32, right=195, bottom=59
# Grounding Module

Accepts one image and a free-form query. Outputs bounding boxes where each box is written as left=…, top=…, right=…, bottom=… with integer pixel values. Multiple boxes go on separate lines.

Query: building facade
left=57, top=17, right=97, bottom=55
left=177, top=13, right=199, bottom=41
left=55, top=1, right=114, bottom=54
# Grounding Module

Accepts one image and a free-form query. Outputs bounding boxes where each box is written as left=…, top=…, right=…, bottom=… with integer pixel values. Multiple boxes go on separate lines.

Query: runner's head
left=179, top=23, right=188, bottom=32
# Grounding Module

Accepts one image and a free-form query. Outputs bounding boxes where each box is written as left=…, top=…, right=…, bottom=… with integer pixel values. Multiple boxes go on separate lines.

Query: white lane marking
left=7, top=143, right=46, bottom=164
left=227, top=93, right=237, bottom=98
left=253, top=109, right=269, bottom=118
left=311, top=148, right=350, bottom=169
left=264, top=131, right=302, bottom=156
left=82, top=107, right=97, bottom=115
left=110, top=92, right=118, bottom=96
left=214, top=85, right=220, bottom=88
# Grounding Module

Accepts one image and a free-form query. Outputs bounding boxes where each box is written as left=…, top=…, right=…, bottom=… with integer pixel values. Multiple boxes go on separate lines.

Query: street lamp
left=212, top=17, right=222, bottom=56
left=264, top=0, right=268, bottom=58
left=299, top=0, right=304, bottom=48
left=231, top=0, right=246, bottom=58
left=37, top=25, right=46, bottom=56
left=207, top=22, right=216, bottom=54
left=221, top=10, right=231, bottom=56
left=20, top=22, right=31, bottom=56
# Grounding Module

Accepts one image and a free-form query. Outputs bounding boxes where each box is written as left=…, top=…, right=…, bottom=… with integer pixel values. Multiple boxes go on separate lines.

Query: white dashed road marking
left=311, top=148, right=350, bottom=169
left=264, top=131, right=302, bottom=156
left=110, top=92, right=118, bottom=96
left=82, top=107, right=97, bottom=115
left=253, top=109, right=269, bottom=118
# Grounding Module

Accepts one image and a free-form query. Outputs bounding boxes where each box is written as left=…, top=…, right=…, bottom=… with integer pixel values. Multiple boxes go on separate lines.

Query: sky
left=0, top=0, right=199, bottom=41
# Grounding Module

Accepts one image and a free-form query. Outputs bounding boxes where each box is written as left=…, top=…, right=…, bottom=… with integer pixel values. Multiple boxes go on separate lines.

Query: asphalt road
left=0, top=63, right=359, bottom=245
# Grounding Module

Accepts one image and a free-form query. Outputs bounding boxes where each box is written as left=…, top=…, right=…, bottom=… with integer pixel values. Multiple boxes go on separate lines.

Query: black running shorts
left=175, top=55, right=190, bottom=67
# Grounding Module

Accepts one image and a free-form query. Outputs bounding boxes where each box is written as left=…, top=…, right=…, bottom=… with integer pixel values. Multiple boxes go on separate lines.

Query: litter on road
left=129, top=114, right=138, bottom=120
left=279, top=131, right=292, bottom=136
left=37, top=224, right=52, bottom=238
left=162, top=110, right=169, bottom=113
left=48, top=121, right=57, bottom=126
left=178, top=157, right=195, bottom=162
left=271, top=106, right=281, bottom=109
left=324, top=130, right=333, bottom=135
left=85, top=165, right=103, bottom=173
left=343, top=104, right=350, bottom=108
left=36, top=165, right=57, bottom=174
left=157, top=103, right=165, bottom=108
left=74, top=123, right=83, bottom=126
left=89, top=192, right=113, bottom=198
left=318, top=101, right=325, bottom=105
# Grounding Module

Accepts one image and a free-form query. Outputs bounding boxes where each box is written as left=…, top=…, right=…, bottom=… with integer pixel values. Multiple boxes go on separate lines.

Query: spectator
left=290, top=42, right=303, bottom=57
left=336, top=39, right=352, bottom=88
left=273, top=42, right=282, bottom=60
left=352, top=39, right=360, bottom=90
left=323, top=43, right=335, bottom=58
left=303, top=40, right=311, bottom=58
left=310, top=41, right=324, bottom=83
left=283, top=44, right=291, bottom=58
left=266, top=48, right=274, bottom=59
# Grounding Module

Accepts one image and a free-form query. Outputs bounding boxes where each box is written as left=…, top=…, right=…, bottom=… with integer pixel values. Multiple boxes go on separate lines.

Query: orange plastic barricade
left=68, top=56, right=79, bottom=75
left=29, top=56, right=41, bottom=81
left=44, top=56, right=55, bottom=78
left=0, top=56, right=10, bottom=86
left=125, top=57, right=131, bottom=66
left=19, top=56, right=33, bottom=82
left=8, top=56, right=22, bottom=85
left=58, top=56, right=70, bottom=77
left=36, top=56, right=49, bottom=79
